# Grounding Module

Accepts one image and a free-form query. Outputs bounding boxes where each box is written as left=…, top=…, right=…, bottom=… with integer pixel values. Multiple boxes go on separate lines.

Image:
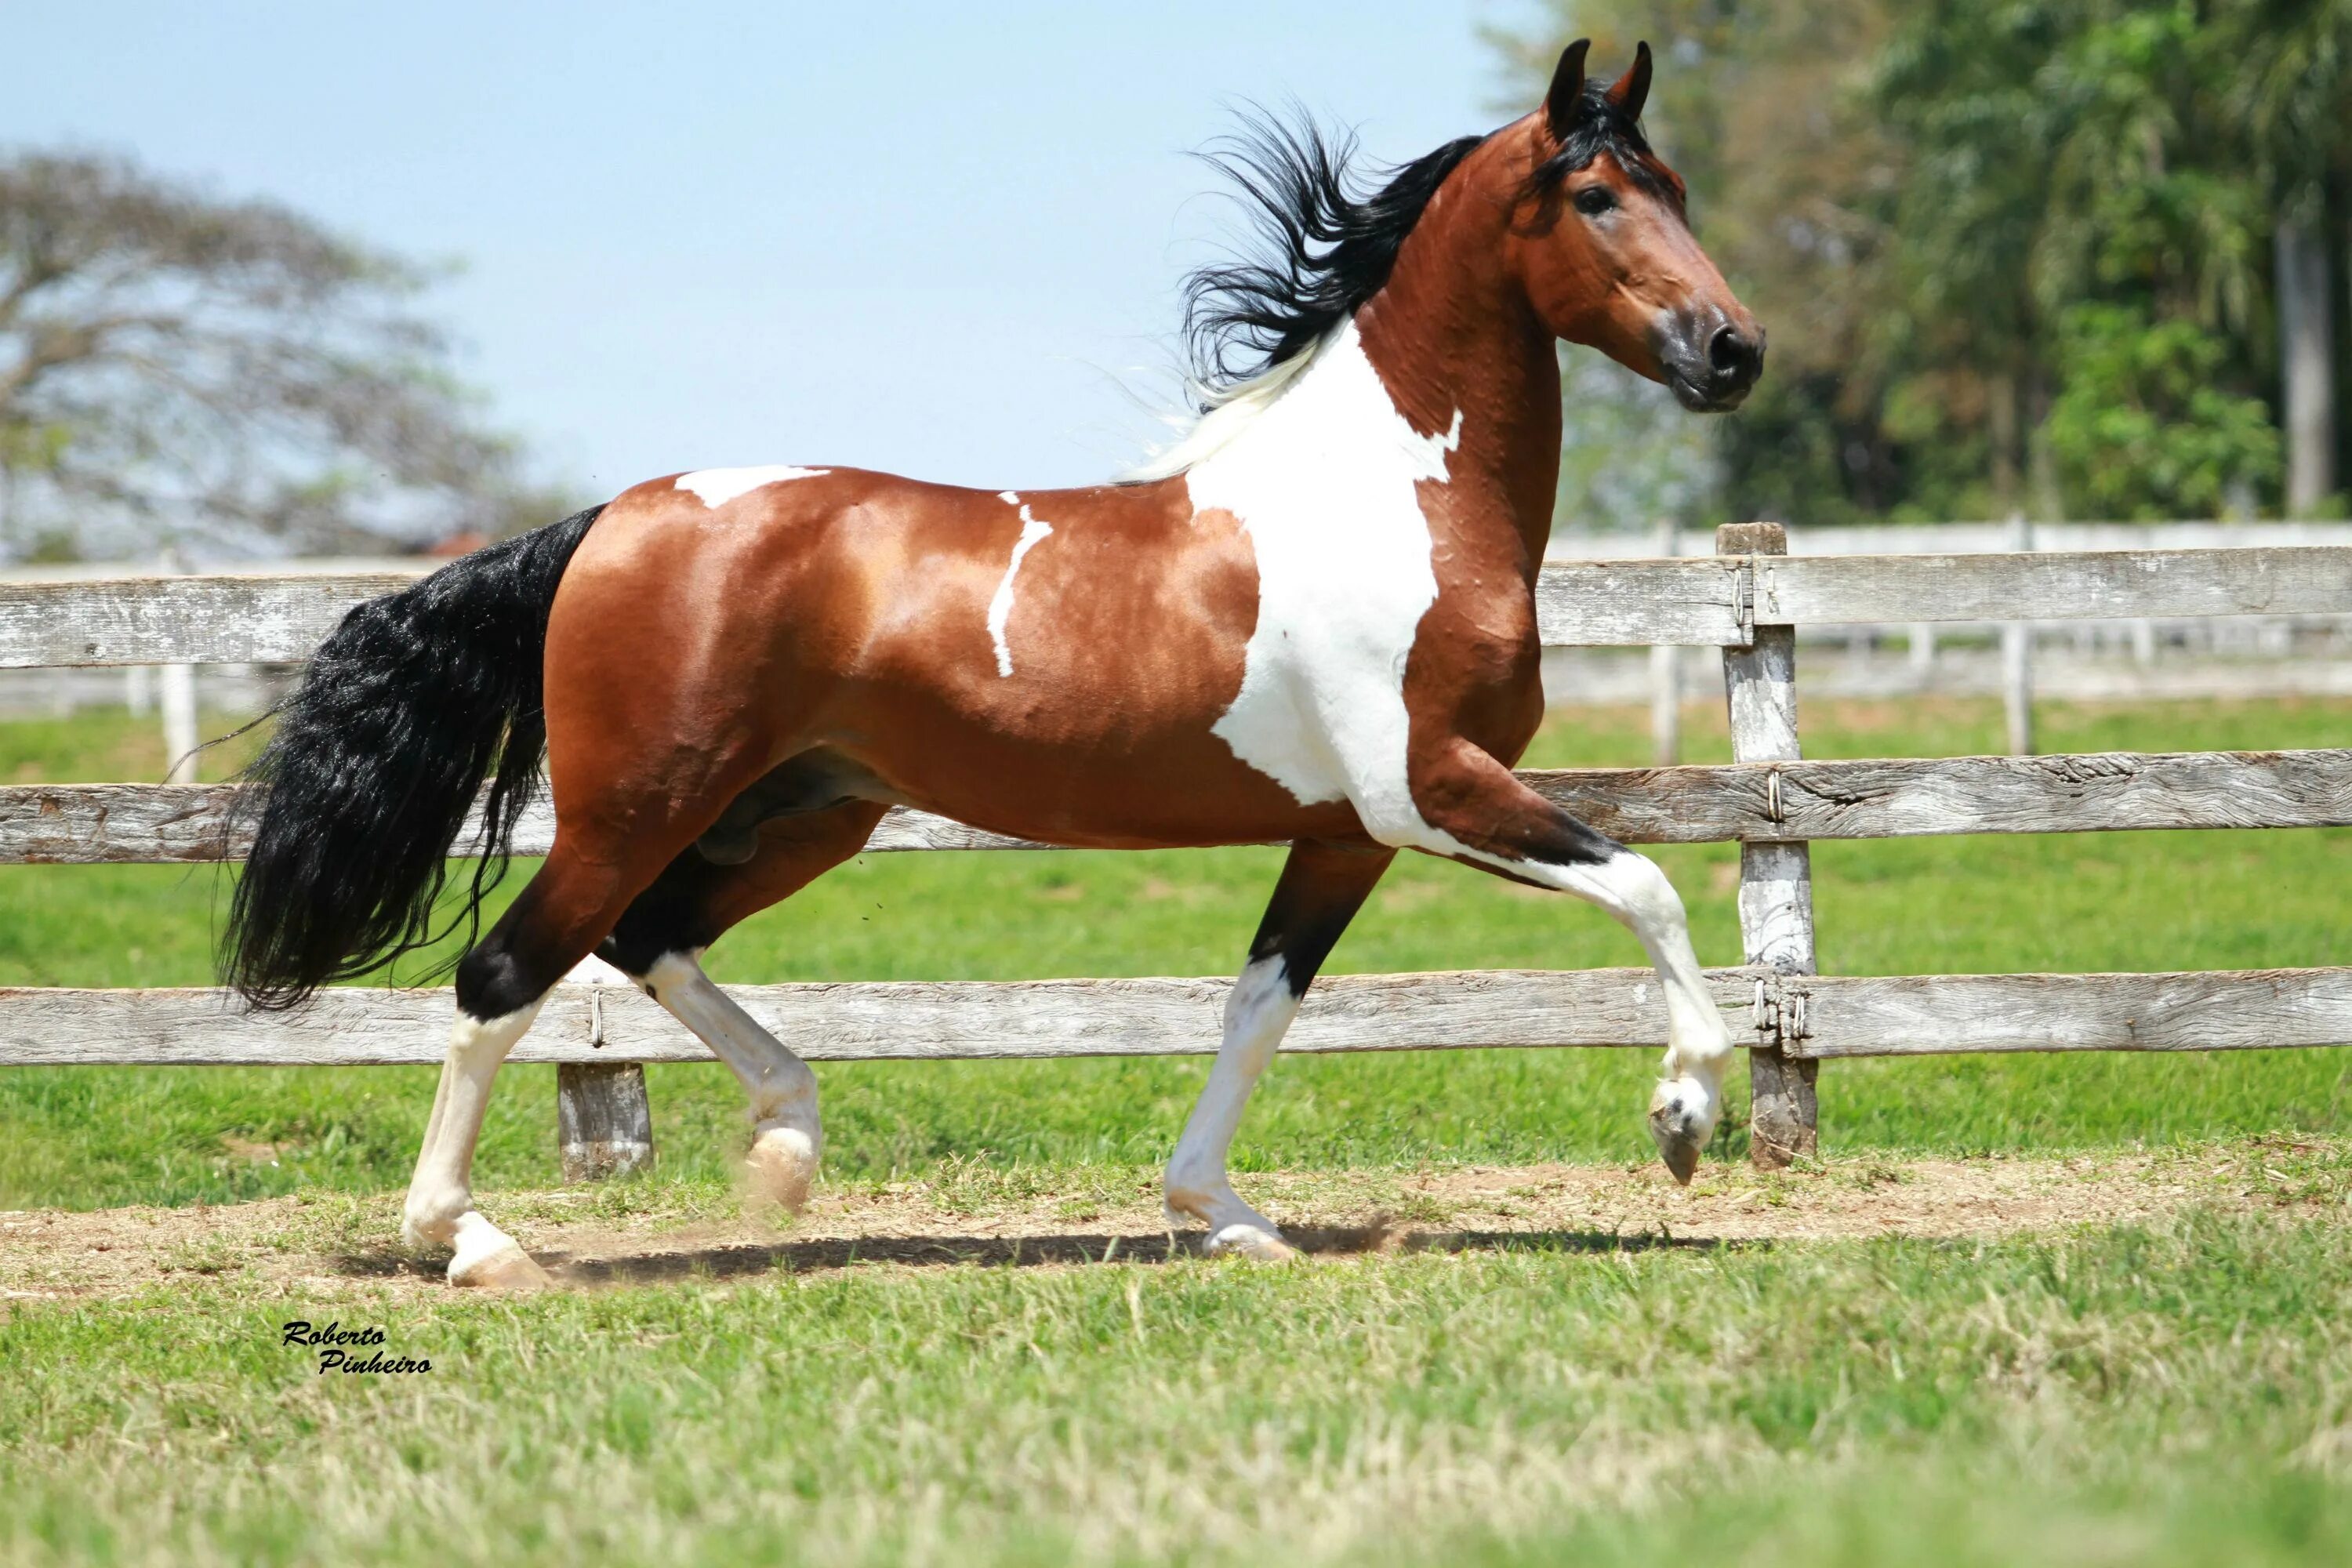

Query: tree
left=0, top=150, right=558, bottom=561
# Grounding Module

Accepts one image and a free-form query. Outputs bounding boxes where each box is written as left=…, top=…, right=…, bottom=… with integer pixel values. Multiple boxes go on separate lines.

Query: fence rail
left=3, top=532, right=2350, bottom=1174
left=12, top=546, right=2352, bottom=666
left=7, top=747, right=2350, bottom=864
left=5, top=965, right=2345, bottom=1067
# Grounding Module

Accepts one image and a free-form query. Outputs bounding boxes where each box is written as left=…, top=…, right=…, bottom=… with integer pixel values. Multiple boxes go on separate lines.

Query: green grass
left=2, top=696, right=2349, bottom=1209
left=7, top=1201, right=2352, bottom=1566
left=5, top=699, right=2352, bottom=1566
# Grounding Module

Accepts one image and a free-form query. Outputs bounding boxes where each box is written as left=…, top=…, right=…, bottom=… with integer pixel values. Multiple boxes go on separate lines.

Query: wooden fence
left=3, top=523, right=2350, bottom=1176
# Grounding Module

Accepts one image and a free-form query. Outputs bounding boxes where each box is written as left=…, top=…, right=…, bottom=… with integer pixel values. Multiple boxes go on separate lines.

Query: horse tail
left=221, top=505, right=605, bottom=1010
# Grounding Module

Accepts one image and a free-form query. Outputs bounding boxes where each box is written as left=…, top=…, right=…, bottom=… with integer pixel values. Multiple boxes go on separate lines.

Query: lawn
left=3, top=694, right=2350, bottom=1566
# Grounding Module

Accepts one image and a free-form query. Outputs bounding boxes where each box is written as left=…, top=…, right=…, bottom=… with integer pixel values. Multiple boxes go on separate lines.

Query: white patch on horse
left=675, top=465, right=828, bottom=508
left=1185, top=318, right=1461, bottom=826
left=985, top=503, right=1054, bottom=678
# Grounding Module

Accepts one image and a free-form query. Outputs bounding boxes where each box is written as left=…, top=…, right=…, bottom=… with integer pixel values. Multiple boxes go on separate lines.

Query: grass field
left=2, top=695, right=2349, bottom=1566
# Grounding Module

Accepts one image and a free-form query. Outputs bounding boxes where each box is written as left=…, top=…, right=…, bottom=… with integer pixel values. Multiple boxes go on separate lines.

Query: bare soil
left=2, top=1143, right=2333, bottom=1302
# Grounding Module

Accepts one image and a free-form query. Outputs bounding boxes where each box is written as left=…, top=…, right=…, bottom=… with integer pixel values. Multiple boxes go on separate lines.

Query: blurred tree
left=0, top=150, right=567, bottom=562
left=2222, top=0, right=2352, bottom=513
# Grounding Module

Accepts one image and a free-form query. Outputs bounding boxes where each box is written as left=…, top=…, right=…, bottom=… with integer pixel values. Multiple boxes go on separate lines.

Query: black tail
left=222, top=506, right=604, bottom=1009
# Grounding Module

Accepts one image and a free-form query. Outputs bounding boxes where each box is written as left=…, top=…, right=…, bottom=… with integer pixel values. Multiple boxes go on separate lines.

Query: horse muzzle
left=1661, top=311, right=1765, bottom=412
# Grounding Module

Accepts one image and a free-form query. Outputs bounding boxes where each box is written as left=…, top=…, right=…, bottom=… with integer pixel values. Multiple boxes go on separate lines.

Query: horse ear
left=1605, top=40, right=1653, bottom=122
left=1544, top=39, right=1592, bottom=141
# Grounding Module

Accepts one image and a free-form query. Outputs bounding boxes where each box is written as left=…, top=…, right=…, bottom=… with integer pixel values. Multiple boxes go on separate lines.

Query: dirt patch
left=0, top=1144, right=2336, bottom=1302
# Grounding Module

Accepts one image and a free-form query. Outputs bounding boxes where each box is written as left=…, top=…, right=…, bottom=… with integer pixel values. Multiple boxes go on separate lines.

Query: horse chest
left=1180, top=322, right=1462, bottom=815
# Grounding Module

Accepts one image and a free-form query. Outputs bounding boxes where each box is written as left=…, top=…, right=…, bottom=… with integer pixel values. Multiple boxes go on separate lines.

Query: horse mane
left=1178, top=113, right=1485, bottom=394
left=1127, top=93, right=1674, bottom=483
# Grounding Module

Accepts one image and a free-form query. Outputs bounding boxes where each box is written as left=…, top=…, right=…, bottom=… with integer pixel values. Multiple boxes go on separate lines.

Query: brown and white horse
left=224, top=42, right=1763, bottom=1286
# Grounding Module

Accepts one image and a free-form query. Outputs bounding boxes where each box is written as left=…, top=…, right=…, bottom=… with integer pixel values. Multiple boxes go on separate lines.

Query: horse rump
left=220, top=506, right=604, bottom=1008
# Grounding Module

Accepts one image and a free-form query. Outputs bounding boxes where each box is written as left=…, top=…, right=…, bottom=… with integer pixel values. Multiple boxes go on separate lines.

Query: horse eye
left=1573, top=186, right=1617, bottom=217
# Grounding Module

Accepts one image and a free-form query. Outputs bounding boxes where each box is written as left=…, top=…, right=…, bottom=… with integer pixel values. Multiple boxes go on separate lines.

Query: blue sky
left=9, top=3, right=1546, bottom=496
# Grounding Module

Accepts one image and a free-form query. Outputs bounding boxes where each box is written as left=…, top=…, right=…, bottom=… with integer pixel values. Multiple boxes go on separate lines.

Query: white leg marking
left=674, top=465, right=828, bottom=508
left=643, top=951, right=822, bottom=1211
left=1165, top=955, right=1302, bottom=1260
left=402, top=1000, right=550, bottom=1288
left=1476, top=847, right=1734, bottom=1178
left=985, top=503, right=1054, bottom=677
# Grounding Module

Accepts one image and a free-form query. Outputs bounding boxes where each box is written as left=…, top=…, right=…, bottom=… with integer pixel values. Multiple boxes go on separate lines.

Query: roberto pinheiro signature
left=282, top=1321, right=432, bottom=1375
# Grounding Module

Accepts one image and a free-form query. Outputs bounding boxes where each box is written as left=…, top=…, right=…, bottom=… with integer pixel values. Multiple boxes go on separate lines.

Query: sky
left=7, top=2, right=1547, bottom=499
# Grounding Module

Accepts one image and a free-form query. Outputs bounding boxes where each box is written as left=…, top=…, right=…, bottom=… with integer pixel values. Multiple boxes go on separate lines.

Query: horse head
left=1506, top=40, right=1764, bottom=412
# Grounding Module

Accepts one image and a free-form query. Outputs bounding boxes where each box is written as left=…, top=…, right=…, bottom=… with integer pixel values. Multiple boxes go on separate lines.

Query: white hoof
left=1648, top=1073, right=1720, bottom=1186
left=446, top=1214, right=547, bottom=1290
left=1203, top=1222, right=1300, bottom=1261
left=745, top=1120, right=820, bottom=1213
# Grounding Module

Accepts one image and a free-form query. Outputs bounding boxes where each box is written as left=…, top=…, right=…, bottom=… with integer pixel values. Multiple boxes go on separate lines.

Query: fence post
left=156, top=550, right=200, bottom=785
left=557, top=1064, right=655, bottom=1181
left=2002, top=514, right=2035, bottom=756
left=1648, top=517, right=1682, bottom=765
left=555, top=960, right=655, bottom=1181
left=1718, top=522, right=1818, bottom=1167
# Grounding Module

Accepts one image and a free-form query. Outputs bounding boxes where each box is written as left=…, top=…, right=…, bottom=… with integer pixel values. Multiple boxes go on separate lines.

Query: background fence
left=3, top=523, right=2350, bottom=1174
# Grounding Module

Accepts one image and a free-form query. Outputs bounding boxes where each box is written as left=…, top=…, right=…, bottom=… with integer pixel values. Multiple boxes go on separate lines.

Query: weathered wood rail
left=3, top=532, right=2350, bottom=1174
left=9, top=545, right=2349, bottom=666
left=8, top=748, right=2348, bottom=863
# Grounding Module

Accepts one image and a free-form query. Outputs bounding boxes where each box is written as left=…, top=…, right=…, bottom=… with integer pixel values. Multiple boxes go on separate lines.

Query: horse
left=222, top=40, right=1764, bottom=1287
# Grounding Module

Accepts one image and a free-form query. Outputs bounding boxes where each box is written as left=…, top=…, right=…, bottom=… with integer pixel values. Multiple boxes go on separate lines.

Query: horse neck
left=1351, top=145, right=1563, bottom=570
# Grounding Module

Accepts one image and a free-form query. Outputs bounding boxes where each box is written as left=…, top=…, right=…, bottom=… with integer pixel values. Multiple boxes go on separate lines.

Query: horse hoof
left=1203, top=1223, right=1301, bottom=1261
left=448, top=1240, right=549, bottom=1290
left=1652, top=1132, right=1701, bottom=1187
left=1649, top=1076, right=1716, bottom=1187
left=746, top=1122, right=820, bottom=1213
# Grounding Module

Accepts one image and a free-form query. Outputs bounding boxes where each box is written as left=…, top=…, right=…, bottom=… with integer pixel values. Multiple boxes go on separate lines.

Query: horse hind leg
left=401, top=843, right=657, bottom=1287
left=597, top=800, right=889, bottom=1212
left=1163, top=840, right=1394, bottom=1258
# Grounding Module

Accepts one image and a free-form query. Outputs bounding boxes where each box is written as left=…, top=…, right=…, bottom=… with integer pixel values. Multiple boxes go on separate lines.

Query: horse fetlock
left=745, top=1119, right=822, bottom=1213
left=399, top=1189, right=470, bottom=1253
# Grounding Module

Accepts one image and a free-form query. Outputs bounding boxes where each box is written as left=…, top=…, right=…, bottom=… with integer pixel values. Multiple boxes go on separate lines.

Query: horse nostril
left=1708, top=325, right=1753, bottom=379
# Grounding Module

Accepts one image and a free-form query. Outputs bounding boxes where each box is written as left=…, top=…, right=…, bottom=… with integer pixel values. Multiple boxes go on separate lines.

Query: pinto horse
left=223, top=41, right=1763, bottom=1287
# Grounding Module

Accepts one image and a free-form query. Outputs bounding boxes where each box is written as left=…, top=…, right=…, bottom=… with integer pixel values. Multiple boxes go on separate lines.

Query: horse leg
left=399, top=842, right=659, bottom=1287
left=597, top=800, right=889, bottom=1212
left=1164, top=840, right=1395, bottom=1259
left=1397, top=741, right=1737, bottom=1183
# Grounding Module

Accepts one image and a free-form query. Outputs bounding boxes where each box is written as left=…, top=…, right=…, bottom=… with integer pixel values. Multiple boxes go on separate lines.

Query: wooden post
left=2001, top=514, right=2035, bottom=756
left=1648, top=517, right=1682, bottom=765
left=557, top=1063, right=655, bottom=1181
left=1908, top=622, right=1935, bottom=681
left=1718, top=522, right=1818, bottom=1167
left=156, top=551, right=198, bottom=785
left=555, top=960, right=654, bottom=1181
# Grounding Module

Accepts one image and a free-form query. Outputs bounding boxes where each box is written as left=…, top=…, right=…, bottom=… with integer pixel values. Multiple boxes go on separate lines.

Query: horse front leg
left=1164, top=840, right=1394, bottom=1258
left=1397, top=740, right=1737, bottom=1184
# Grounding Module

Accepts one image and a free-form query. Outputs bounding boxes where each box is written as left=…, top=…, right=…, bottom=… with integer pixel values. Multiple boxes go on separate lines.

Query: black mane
left=1180, top=112, right=1484, bottom=394
left=1180, top=93, right=1677, bottom=397
left=1532, top=81, right=1679, bottom=206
